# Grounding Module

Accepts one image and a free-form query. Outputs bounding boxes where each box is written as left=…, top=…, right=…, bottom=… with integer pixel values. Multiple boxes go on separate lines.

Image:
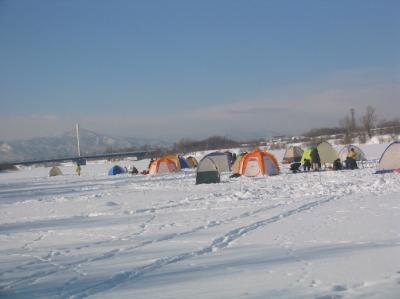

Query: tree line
left=304, top=106, right=400, bottom=144
left=100, top=106, right=399, bottom=157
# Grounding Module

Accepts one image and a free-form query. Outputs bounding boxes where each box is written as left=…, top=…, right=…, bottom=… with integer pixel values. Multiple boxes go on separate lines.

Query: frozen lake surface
left=1, top=144, right=400, bottom=298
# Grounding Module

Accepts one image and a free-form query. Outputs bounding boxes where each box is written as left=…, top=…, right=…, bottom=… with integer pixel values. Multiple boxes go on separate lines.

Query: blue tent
left=108, top=165, right=126, bottom=176
left=179, top=156, right=189, bottom=169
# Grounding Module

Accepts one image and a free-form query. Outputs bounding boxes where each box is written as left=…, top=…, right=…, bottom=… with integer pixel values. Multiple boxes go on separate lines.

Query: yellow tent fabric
left=49, top=166, right=62, bottom=177
left=186, top=156, right=198, bottom=168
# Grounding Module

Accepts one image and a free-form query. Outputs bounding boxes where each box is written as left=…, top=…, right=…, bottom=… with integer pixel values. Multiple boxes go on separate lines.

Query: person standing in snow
left=345, top=148, right=358, bottom=170
left=303, top=159, right=311, bottom=172
left=310, top=147, right=321, bottom=171
left=76, top=163, right=81, bottom=176
left=232, top=153, right=237, bottom=163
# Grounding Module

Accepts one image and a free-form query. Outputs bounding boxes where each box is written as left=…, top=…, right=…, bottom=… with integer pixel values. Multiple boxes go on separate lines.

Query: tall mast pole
left=76, top=123, right=81, bottom=157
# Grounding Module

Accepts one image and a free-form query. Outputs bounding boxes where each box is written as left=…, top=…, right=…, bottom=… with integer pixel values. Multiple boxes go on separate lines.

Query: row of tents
left=279, top=141, right=400, bottom=174
left=195, top=141, right=400, bottom=183
left=141, top=141, right=361, bottom=181
left=49, top=141, right=400, bottom=180
left=148, top=155, right=198, bottom=175
left=282, top=142, right=368, bottom=165
left=105, top=155, right=200, bottom=177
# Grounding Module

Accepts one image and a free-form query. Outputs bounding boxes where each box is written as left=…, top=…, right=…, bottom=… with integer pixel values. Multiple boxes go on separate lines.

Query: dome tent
left=186, top=156, right=198, bottom=168
left=149, top=158, right=177, bottom=175
left=49, top=166, right=62, bottom=177
left=196, top=156, right=221, bottom=184
left=317, top=141, right=338, bottom=166
left=202, top=152, right=230, bottom=172
left=108, top=165, right=126, bottom=176
left=162, top=155, right=189, bottom=171
left=282, top=146, right=303, bottom=164
left=339, top=145, right=367, bottom=162
left=231, top=152, right=246, bottom=174
left=376, top=141, right=400, bottom=174
left=239, top=148, right=279, bottom=177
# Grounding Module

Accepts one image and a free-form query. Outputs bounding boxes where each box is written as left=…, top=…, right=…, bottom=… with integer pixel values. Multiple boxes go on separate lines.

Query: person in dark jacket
left=333, top=158, right=342, bottom=170
left=310, top=148, right=321, bottom=171
left=290, top=162, right=301, bottom=173
left=303, top=159, right=311, bottom=172
left=130, top=165, right=138, bottom=175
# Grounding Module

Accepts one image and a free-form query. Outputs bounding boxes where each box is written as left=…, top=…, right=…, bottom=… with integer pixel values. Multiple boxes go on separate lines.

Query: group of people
left=333, top=148, right=358, bottom=171
left=291, top=147, right=359, bottom=173
left=302, top=147, right=322, bottom=172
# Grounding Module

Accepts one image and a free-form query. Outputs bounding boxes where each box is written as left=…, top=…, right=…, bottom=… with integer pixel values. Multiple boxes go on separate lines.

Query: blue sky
left=0, top=0, right=399, bottom=141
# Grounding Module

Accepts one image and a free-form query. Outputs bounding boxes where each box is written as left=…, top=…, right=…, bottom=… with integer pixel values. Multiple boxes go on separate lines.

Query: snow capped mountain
left=0, top=143, right=12, bottom=153
left=0, top=129, right=171, bottom=162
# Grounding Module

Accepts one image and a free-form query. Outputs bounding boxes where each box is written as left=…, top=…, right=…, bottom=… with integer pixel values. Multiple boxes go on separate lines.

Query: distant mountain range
left=0, top=129, right=172, bottom=163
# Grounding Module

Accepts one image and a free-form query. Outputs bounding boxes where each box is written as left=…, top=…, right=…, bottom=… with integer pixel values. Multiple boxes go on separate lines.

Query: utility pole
left=350, top=108, right=356, bottom=131
left=76, top=123, right=81, bottom=157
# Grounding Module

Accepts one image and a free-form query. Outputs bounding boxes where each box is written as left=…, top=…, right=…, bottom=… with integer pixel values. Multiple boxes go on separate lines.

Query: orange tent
left=161, top=155, right=189, bottom=171
left=239, top=148, right=280, bottom=177
left=149, top=158, right=177, bottom=175
left=231, top=152, right=246, bottom=174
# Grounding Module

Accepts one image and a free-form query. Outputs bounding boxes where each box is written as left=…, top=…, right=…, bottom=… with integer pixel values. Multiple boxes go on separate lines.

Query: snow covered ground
left=1, top=144, right=400, bottom=299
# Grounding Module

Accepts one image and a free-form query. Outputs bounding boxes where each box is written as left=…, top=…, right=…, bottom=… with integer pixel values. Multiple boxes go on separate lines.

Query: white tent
left=202, top=152, right=230, bottom=172
left=376, top=141, right=400, bottom=173
left=317, top=141, right=338, bottom=166
left=196, top=156, right=221, bottom=184
left=339, top=145, right=367, bottom=162
left=282, top=146, right=303, bottom=164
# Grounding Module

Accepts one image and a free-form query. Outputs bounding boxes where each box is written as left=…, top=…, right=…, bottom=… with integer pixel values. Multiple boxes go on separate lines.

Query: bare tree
left=361, top=106, right=377, bottom=138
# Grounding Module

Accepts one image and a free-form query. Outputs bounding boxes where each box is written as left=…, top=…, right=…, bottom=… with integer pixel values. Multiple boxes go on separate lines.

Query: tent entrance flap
left=196, top=171, right=220, bottom=184
left=243, top=158, right=261, bottom=177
